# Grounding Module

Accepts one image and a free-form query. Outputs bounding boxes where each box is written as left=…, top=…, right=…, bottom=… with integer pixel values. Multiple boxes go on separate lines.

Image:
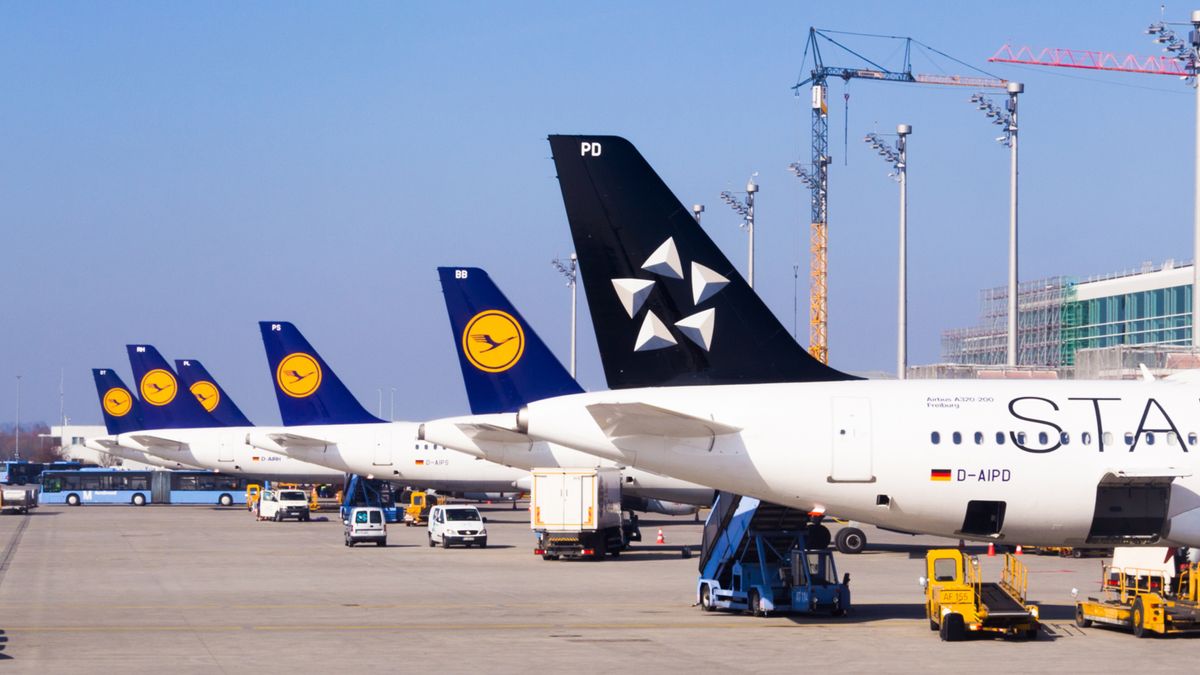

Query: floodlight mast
left=719, top=175, right=758, bottom=288
left=552, top=253, right=579, bottom=377
left=864, top=125, right=912, bottom=379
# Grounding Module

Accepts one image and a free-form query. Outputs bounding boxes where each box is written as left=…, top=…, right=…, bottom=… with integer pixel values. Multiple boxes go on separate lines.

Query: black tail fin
left=548, top=135, right=856, bottom=388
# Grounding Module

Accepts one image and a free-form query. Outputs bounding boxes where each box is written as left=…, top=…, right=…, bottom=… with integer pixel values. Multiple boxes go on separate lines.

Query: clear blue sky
left=2, top=1, right=1193, bottom=425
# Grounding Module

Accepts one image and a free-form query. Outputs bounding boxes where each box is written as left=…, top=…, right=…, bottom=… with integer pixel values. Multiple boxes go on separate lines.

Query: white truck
left=256, top=489, right=311, bottom=522
left=1, top=485, right=38, bottom=514
left=531, top=467, right=627, bottom=561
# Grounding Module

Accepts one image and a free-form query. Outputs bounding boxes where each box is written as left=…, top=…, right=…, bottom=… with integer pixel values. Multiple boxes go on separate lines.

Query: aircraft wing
left=586, top=402, right=741, bottom=439
left=128, top=434, right=188, bottom=448
left=267, top=432, right=334, bottom=447
left=456, top=423, right=533, bottom=444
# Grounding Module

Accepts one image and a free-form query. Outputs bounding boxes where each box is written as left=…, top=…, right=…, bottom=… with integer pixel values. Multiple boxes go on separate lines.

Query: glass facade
left=1067, top=285, right=1191, bottom=354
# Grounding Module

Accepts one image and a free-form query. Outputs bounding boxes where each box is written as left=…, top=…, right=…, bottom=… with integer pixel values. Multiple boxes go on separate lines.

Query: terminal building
left=922, top=259, right=1200, bottom=379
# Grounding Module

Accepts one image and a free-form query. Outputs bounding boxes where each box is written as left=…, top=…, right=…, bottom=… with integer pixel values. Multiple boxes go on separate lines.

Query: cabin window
left=952, top=432, right=962, bottom=445
left=1168, top=433, right=1177, bottom=446
left=974, top=432, right=984, bottom=445
left=995, top=432, right=1005, bottom=445
left=1081, top=432, right=1092, bottom=445
left=1060, top=432, right=1070, bottom=445
left=1190, top=433, right=1198, bottom=447
left=1124, top=433, right=1134, bottom=446
left=1145, top=433, right=1156, bottom=446
left=1037, top=431, right=1049, bottom=445
left=1103, top=432, right=1114, bottom=447
left=931, top=431, right=941, bottom=445
left=933, top=558, right=958, bottom=582
left=1016, top=432, right=1027, bottom=445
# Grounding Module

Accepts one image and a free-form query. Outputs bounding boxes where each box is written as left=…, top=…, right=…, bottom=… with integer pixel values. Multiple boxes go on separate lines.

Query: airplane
left=505, top=134, right=1200, bottom=549
left=419, top=265, right=713, bottom=514
left=88, top=368, right=203, bottom=470
left=248, top=322, right=529, bottom=492
left=112, top=345, right=343, bottom=482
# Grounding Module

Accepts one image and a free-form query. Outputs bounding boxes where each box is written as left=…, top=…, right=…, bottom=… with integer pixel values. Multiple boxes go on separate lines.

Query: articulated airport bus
left=39, top=469, right=252, bottom=506
left=0, top=461, right=87, bottom=485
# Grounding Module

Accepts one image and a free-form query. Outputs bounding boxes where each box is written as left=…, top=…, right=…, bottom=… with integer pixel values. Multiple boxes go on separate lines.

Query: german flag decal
left=415, top=459, right=425, bottom=466
left=930, top=469, right=952, bottom=482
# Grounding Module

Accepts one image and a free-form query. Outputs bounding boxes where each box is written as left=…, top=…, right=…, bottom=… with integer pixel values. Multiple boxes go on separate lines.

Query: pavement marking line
left=4, top=620, right=916, bottom=634
left=0, top=514, right=31, bottom=588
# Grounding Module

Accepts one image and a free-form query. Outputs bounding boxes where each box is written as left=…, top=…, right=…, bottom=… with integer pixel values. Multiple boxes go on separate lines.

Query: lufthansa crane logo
left=140, top=369, right=178, bottom=407
left=190, top=380, right=220, bottom=412
left=276, top=353, right=322, bottom=398
left=103, top=387, right=133, bottom=417
left=462, top=310, right=525, bottom=373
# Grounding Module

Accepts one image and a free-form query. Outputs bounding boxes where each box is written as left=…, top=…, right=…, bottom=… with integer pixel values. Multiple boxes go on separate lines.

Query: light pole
left=719, top=173, right=758, bottom=288
left=552, top=253, right=578, bottom=378
left=15, top=375, right=21, bottom=460
left=692, top=204, right=704, bottom=224
left=377, top=388, right=382, bottom=418
left=865, top=124, right=912, bottom=379
left=970, top=83, right=1023, bottom=367
left=389, top=387, right=396, bottom=422
left=1147, top=14, right=1200, bottom=346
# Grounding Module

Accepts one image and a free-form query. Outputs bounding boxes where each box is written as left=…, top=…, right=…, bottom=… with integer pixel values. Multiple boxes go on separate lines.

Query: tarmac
left=0, top=503, right=1196, bottom=673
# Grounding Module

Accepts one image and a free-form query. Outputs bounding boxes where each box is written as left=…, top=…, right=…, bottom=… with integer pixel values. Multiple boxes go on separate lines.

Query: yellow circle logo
left=462, top=310, right=525, bottom=373
left=103, top=387, right=133, bottom=417
left=140, top=369, right=178, bottom=407
left=190, top=380, right=220, bottom=412
left=276, top=353, right=322, bottom=398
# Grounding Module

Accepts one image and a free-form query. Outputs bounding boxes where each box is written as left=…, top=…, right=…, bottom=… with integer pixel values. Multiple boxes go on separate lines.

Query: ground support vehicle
left=257, top=489, right=311, bottom=521
left=1074, top=552, right=1200, bottom=637
left=697, top=493, right=849, bottom=616
left=402, top=490, right=443, bottom=527
left=1, top=485, right=38, bottom=514
left=341, top=476, right=400, bottom=523
left=428, top=504, right=488, bottom=548
left=923, top=548, right=1040, bottom=641
left=531, top=467, right=627, bottom=561
left=344, top=506, right=387, bottom=547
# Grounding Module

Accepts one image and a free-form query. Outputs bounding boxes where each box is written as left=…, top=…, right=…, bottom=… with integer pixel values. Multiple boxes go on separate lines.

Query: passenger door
left=828, top=397, right=874, bottom=483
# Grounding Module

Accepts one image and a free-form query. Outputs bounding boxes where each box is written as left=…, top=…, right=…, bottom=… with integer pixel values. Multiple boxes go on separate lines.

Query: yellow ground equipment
left=923, top=548, right=1040, bottom=641
left=1075, top=561, right=1200, bottom=637
left=245, top=484, right=261, bottom=512
left=403, top=491, right=445, bottom=527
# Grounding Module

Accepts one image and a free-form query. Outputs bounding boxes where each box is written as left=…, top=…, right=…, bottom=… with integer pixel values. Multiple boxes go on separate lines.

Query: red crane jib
left=990, top=44, right=1191, bottom=76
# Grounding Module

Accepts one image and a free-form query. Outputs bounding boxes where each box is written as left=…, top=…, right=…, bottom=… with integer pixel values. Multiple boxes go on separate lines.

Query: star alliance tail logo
left=462, top=310, right=525, bottom=373
left=276, top=353, right=323, bottom=398
left=610, top=236, right=729, bottom=353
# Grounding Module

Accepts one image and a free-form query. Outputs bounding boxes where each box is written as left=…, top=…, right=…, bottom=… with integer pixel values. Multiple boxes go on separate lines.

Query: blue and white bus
left=1, top=460, right=86, bottom=485
left=39, top=469, right=251, bottom=506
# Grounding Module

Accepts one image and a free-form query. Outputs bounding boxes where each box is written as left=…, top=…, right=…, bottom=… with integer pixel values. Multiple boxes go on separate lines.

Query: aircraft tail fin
left=437, top=266, right=584, bottom=414
left=92, top=368, right=145, bottom=435
left=258, top=321, right=383, bottom=426
left=547, top=134, right=857, bottom=388
left=126, top=345, right=223, bottom=429
left=174, top=359, right=253, bottom=427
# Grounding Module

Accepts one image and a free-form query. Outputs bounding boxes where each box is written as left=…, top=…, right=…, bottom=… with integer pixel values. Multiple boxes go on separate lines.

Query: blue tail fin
left=92, top=368, right=145, bottom=435
left=126, top=345, right=223, bottom=429
left=174, top=359, right=253, bottom=427
left=437, top=267, right=585, bottom=414
left=258, top=321, right=383, bottom=426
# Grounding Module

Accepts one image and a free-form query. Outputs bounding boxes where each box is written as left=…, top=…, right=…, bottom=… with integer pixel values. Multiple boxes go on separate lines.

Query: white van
left=428, top=505, right=487, bottom=548
left=344, top=506, right=387, bottom=547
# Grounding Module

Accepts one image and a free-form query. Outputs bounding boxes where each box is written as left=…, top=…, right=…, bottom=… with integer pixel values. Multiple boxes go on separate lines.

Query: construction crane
left=987, top=10, right=1200, bottom=348
left=793, top=28, right=1008, bottom=364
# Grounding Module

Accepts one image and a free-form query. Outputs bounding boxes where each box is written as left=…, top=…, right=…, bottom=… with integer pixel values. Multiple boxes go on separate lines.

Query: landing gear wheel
left=940, top=613, right=965, bottom=642
left=834, top=527, right=866, bottom=554
left=219, top=494, right=233, bottom=507
left=807, top=524, right=831, bottom=550
left=1074, top=605, right=1092, bottom=629
left=1132, top=597, right=1149, bottom=638
left=700, top=585, right=715, bottom=612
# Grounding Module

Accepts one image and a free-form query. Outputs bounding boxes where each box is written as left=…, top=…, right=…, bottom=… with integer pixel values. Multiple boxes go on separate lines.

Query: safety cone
left=656, top=529, right=665, bottom=544
left=987, top=542, right=995, bottom=557
left=1015, top=545, right=1023, bottom=556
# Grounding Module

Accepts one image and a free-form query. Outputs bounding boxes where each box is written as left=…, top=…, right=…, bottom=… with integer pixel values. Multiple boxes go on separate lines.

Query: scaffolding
left=1073, top=345, right=1200, bottom=380
left=942, top=277, right=1076, bottom=367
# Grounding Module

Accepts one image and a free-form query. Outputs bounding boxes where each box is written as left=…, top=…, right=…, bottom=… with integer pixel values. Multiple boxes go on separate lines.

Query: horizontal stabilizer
left=456, top=423, right=533, bottom=444
left=268, top=432, right=334, bottom=447
left=1101, top=468, right=1191, bottom=486
left=586, top=402, right=740, bottom=439
left=128, top=433, right=188, bottom=448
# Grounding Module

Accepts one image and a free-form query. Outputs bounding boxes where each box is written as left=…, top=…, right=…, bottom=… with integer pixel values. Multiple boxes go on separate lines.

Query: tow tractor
left=697, top=493, right=850, bottom=616
left=1074, top=549, right=1200, bottom=637
left=923, top=548, right=1040, bottom=641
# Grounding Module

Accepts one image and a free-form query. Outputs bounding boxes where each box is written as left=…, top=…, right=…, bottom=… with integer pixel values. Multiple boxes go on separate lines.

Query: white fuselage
left=422, top=415, right=714, bottom=506
left=248, top=422, right=528, bottom=493
left=115, top=427, right=343, bottom=482
left=522, top=379, right=1200, bottom=547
